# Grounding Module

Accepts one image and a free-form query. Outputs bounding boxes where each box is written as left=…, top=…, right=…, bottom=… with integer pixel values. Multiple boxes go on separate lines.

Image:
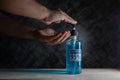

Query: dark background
left=0, top=0, right=120, bottom=68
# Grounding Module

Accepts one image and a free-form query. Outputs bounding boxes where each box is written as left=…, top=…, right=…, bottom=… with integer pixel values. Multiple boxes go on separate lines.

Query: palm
left=38, top=28, right=56, bottom=36
left=33, top=28, right=70, bottom=45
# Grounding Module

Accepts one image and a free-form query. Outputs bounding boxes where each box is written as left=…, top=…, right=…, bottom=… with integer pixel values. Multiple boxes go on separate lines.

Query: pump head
left=71, top=25, right=78, bottom=36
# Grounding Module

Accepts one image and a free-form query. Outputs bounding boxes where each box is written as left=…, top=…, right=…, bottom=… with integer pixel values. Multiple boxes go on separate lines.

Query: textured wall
left=0, top=0, right=120, bottom=68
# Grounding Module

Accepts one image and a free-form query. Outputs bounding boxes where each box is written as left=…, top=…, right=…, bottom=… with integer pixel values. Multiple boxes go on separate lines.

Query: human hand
left=41, top=9, right=77, bottom=25
left=33, top=28, right=71, bottom=45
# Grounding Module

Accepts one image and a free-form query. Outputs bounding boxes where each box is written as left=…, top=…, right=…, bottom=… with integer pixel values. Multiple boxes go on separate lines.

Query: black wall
left=0, top=0, right=120, bottom=68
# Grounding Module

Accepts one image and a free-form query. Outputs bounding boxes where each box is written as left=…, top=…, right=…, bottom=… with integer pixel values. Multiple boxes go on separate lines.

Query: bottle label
left=69, top=49, right=81, bottom=61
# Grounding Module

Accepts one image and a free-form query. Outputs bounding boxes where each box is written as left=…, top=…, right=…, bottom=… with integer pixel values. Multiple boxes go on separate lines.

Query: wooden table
left=0, top=69, right=120, bottom=80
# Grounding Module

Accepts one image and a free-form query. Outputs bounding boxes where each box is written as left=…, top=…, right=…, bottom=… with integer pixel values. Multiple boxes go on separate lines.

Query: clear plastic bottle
left=66, top=26, right=82, bottom=74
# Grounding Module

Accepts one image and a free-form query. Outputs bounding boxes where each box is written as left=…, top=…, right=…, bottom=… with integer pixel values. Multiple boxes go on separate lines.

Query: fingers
left=41, top=9, right=77, bottom=25
left=64, top=15, right=77, bottom=24
left=60, top=10, right=77, bottom=24
left=48, top=33, right=62, bottom=42
left=50, top=31, right=67, bottom=44
left=47, top=31, right=71, bottom=45
left=33, top=29, right=71, bottom=45
left=60, top=31, right=71, bottom=43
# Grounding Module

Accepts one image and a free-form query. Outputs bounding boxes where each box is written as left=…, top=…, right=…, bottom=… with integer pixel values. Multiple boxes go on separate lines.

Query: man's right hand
left=41, top=9, right=77, bottom=25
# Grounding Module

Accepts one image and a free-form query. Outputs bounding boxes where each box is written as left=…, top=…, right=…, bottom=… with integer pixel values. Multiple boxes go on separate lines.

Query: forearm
left=0, top=0, right=50, bottom=20
left=0, top=13, right=36, bottom=40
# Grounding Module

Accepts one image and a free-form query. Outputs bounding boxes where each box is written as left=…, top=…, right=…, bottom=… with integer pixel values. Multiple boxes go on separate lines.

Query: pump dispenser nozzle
left=71, top=25, right=77, bottom=36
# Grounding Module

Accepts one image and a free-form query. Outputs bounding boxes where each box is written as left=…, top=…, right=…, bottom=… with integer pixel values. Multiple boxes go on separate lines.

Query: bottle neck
left=70, top=35, right=77, bottom=41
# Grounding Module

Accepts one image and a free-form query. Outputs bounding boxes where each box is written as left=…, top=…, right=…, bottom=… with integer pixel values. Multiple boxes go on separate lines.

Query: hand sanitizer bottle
left=66, top=25, right=82, bottom=74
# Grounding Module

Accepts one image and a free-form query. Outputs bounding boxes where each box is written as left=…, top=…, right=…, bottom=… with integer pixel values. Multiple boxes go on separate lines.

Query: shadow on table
left=0, top=69, right=68, bottom=74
